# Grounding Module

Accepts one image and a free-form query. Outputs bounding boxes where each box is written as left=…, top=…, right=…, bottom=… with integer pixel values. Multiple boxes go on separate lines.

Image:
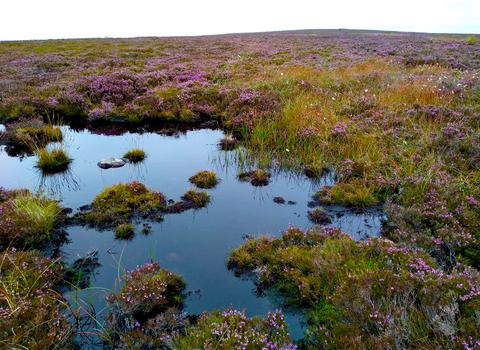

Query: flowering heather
left=0, top=249, right=74, bottom=348
left=228, top=224, right=480, bottom=349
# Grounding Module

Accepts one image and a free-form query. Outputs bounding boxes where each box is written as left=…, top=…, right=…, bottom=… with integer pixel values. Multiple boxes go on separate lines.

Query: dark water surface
left=0, top=126, right=385, bottom=342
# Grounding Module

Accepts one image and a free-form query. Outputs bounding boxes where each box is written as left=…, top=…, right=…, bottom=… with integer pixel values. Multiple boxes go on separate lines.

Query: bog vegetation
left=1, top=29, right=480, bottom=348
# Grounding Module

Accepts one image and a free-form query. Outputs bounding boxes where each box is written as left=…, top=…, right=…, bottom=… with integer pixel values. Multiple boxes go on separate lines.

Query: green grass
left=123, top=148, right=146, bottom=162
left=114, top=222, right=135, bottom=239
left=189, top=170, right=219, bottom=189
left=10, top=191, right=63, bottom=243
left=35, top=145, right=72, bottom=173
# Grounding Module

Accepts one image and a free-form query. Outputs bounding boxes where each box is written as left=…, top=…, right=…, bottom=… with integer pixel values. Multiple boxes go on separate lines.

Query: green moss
left=189, top=170, right=219, bottom=189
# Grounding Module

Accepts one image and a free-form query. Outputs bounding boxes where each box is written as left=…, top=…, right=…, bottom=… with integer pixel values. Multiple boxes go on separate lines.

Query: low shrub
left=105, top=262, right=187, bottom=347
left=227, top=224, right=480, bottom=349
left=188, top=170, right=219, bottom=189
left=307, top=208, right=332, bottom=224
left=0, top=249, right=74, bottom=349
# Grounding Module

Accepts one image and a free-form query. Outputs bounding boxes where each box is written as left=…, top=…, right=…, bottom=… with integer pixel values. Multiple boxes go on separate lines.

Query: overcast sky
left=1, top=0, right=479, bottom=41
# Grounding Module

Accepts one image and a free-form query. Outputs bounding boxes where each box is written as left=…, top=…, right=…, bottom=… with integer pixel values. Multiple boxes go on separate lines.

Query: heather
left=1, top=29, right=480, bottom=348
left=227, top=225, right=480, bottom=349
left=0, top=248, right=74, bottom=349
left=105, top=261, right=295, bottom=349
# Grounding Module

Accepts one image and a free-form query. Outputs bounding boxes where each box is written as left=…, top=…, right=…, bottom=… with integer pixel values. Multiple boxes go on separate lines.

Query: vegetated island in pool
left=1, top=29, right=480, bottom=349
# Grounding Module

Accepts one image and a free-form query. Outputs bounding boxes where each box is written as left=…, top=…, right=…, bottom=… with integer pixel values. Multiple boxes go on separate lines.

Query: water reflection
left=36, top=168, right=83, bottom=197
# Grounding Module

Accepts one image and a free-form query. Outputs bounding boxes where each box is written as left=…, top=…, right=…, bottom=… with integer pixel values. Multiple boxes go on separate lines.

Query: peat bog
left=1, top=29, right=480, bottom=349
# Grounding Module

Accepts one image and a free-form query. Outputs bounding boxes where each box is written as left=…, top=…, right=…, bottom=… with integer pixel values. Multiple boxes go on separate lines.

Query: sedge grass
left=123, top=148, right=146, bottom=162
left=35, top=145, right=72, bottom=174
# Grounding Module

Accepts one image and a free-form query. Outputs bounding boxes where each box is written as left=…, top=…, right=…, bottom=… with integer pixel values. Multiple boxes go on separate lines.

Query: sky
left=1, top=0, right=479, bottom=41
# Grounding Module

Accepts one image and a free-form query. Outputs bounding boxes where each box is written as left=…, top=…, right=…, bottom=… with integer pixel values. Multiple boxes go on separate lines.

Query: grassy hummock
left=0, top=117, right=62, bottom=147
left=114, top=222, right=135, bottom=239
left=81, top=181, right=165, bottom=225
left=227, top=224, right=480, bottom=349
left=123, top=148, right=146, bottom=162
left=35, top=145, right=72, bottom=173
left=189, top=170, right=219, bottom=189
left=181, top=189, right=211, bottom=207
left=237, top=169, right=272, bottom=186
left=0, top=188, right=64, bottom=245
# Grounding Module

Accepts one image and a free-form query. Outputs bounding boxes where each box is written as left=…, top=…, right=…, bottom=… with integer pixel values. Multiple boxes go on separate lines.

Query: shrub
left=227, top=224, right=480, bottom=349
left=0, top=249, right=74, bottom=348
left=307, top=208, right=332, bottom=224
left=188, top=170, right=219, bottom=189
left=105, top=262, right=187, bottom=347
left=123, top=148, right=146, bottom=163
left=175, top=307, right=296, bottom=349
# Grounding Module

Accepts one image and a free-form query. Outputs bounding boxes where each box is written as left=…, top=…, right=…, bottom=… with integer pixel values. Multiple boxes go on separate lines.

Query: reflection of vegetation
left=36, top=167, right=81, bottom=196
left=62, top=249, right=100, bottom=290
left=0, top=249, right=74, bottom=348
left=189, top=170, right=219, bottom=189
left=228, top=225, right=480, bottom=349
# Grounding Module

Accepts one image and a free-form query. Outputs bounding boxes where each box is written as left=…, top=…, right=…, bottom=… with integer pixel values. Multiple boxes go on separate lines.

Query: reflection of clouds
left=36, top=168, right=83, bottom=197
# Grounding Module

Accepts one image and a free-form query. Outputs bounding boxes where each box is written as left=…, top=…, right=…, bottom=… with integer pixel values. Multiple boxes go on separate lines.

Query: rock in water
left=97, top=157, right=126, bottom=169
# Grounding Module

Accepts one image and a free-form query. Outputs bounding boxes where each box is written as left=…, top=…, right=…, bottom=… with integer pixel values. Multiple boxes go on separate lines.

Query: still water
left=0, top=125, right=384, bottom=342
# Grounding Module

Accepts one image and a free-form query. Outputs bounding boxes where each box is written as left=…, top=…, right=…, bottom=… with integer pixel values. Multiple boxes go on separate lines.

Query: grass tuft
left=189, top=170, right=219, bottom=189
left=114, top=222, right=135, bottom=239
left=123, top=148, right=146, bottom=162
left=35, top=145, right=72, bottom=173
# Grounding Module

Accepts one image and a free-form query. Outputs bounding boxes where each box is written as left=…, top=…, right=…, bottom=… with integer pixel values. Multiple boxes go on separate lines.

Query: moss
left=307, top=208, right=332, bottom=224
left=189, top=170, right=219, bottom=189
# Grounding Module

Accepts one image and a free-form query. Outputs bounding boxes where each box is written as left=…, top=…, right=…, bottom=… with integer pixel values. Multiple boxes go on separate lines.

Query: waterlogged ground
left=0, top=125, right=384, bottom=342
